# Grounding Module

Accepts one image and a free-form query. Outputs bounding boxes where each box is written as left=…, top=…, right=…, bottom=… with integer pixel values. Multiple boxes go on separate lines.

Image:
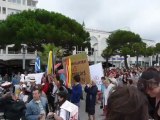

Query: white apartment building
left=0, top=0, right=38, bottom=74
left=0, top=0, right=158, bottom=72
left=0, top=0, right=38, bottom=20
left=73, top=28, right=157, bottom=68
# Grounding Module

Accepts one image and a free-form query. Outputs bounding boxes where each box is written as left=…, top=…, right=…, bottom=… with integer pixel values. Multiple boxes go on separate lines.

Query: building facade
left=0, top=0, right=37, bottom=20
left=0, top=0, right=158, bottom=72
left=73, top=28, right=157, bottom=68
left=0, top=0, right=38, bottom=74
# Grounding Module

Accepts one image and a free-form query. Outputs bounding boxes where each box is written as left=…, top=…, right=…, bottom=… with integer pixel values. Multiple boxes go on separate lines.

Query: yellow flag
left=66, top=58, right=72, bottom=88
left=47, top=51, right=53, bottom=75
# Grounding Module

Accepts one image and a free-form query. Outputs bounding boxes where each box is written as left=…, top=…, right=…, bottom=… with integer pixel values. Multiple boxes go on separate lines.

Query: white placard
left=89, top=63, right=104, bottom=90
left=21, top=73, right=44, bottom=84
left=60, top=100, right=78, bottom=120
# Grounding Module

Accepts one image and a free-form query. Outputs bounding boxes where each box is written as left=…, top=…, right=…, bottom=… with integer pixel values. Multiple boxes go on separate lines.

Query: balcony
left=0, top=45, right=37, bottom=61
left=0, top=53, right=36, bottom=61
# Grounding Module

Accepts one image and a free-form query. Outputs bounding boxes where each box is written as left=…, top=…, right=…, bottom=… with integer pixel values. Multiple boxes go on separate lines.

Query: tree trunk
left=124, top=55, right=129, bottom=69
left=106, top=57, right=109, bottom=68
left=136, top=55, right=139, bottom=67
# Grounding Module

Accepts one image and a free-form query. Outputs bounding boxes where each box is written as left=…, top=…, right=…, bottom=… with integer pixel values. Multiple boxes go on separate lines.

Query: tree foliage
left=0, top=9, right=90, bottom=55
left=145, top=46, right=155, bottom=56
left=101, top=47, right=113, bottom=68
left=106, top=30, right=142, bottom=69
left=132, top=42, right=146, bottom=66
left=38, top=44, right=63, bottom=65
left=155, top=43, right=160, bottom=54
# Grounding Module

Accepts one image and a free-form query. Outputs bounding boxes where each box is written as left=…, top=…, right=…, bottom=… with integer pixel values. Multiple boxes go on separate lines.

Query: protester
left=41, top=75, right=50, bottom=94
left=0, top=74, right=3, bottom=83
left=19, top=84, right=29, bottom=103
left=139, top=67, right=160, bottom=119
left=85, top=81, right=98, bottom=120
left=27, top=76, right=36, bottom=102
left=107, top=86, right=149, bottom=120
left=70, top=74, right=82, bottom=120
left=46, top=74, right=58, bottom=112
left=47, top=91, right=70, bottom=120
left=0, top=92, right=26, bottom=120
left=25, top=88, right=48, bottom=120
left=99, top=77, right=106, bottom=111
left=71, top=74, right=82, bottom=107
left=3, top=74, right=10, bottom=82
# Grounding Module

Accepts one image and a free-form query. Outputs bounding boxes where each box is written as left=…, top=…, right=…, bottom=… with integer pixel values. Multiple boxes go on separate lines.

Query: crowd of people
left=0, top=66, right=160, bottom=120
left=0, top=72, right=82, bottom=120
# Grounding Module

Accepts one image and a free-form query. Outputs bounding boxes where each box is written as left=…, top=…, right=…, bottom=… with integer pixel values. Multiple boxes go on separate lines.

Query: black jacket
left=0, top=97, right=26, bottom=120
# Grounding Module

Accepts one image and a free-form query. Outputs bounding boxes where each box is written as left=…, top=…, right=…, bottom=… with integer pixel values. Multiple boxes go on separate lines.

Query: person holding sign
left=47, top=91, right=70, bottom=120
left=85, top=81, right=98, bottom=120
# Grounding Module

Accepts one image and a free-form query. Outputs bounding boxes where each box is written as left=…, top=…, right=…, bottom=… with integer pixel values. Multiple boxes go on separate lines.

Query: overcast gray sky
left=37, top=0, right=160, bottom=42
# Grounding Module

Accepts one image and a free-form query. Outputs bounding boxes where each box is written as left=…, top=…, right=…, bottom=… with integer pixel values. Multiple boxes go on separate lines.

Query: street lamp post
left=22, top=46, right=26, bottom=70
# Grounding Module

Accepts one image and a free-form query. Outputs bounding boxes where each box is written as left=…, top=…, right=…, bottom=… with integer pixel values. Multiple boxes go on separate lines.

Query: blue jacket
left=25, top=97, right=48, bottom=120
left=71, top=83, right=82, bottom=103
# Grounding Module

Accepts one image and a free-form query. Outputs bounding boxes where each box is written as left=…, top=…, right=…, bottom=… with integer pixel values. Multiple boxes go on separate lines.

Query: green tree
left=132, top=42, right=146, bottom=66
left=155, top=43, right=160, bottom=54
left=145, top=46, right=155, bottom=66
left=107, top=30, right=142, bottom=69
left=101, top=47, right=113, bottom=68
left=38, top=43, right=63, bottom=65
left=145, top=46, right=155, bottom=56
left=0, top=9, right=90, bottom=55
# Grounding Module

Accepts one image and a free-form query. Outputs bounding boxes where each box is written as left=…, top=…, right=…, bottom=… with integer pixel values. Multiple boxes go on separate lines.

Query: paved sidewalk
left=79, top=98, right=105, bottom=120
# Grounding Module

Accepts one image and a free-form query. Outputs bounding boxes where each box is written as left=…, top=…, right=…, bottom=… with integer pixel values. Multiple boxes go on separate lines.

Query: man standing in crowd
left=70, top=74, right=82, bottom=120
left=25, top=88, right=48, bottom=120
left=27, top=76, right=36, bottom=102
left=71, top=74, right=82, bottom=106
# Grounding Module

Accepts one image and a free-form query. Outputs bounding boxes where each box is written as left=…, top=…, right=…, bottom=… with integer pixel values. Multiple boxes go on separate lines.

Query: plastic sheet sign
left=60, top=100, right=78, bottom=120
left=63, top=52, right=91, bottom=84
left=89, top=63, right=104, bottom=90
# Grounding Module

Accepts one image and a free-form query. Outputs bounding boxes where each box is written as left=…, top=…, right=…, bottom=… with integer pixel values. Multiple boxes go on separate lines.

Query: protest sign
left=63, top=52, right=90, bottom=84
left=89, top=63, right=104, bottom=90
left=60, top=100, right=78, bottom=120
left=21, top=73, right=44, bottom=84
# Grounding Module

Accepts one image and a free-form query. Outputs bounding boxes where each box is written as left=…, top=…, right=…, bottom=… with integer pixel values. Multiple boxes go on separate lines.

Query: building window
left=13, top=0, right=16, bottom=3
left=27, top=0, right=32, bottom=6
left=23, top=0, right=26, bottom=5
left=3, top=0, right=6, bottom=1
left=17, top=0, right=21, bottom=4
left=2, top=7, right=6, bottom=14
left=8, top=0, right=12, bottom=2
left=0, top=6, right=1, bottom=14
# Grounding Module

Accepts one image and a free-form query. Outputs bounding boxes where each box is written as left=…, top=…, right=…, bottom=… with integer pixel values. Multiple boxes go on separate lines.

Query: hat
left=1, top=82, right=11, bottom=87
left=28, top=76, right=36, bottom=82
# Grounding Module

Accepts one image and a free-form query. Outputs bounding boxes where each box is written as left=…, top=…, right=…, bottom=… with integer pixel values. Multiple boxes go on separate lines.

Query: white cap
left=28, top=76, right=36, bottom=82
left=1, top=82, right=11, bottom=87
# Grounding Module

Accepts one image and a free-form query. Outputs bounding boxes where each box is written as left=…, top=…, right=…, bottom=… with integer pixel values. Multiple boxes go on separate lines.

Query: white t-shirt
left=104, top=83, right=115, bottom=106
